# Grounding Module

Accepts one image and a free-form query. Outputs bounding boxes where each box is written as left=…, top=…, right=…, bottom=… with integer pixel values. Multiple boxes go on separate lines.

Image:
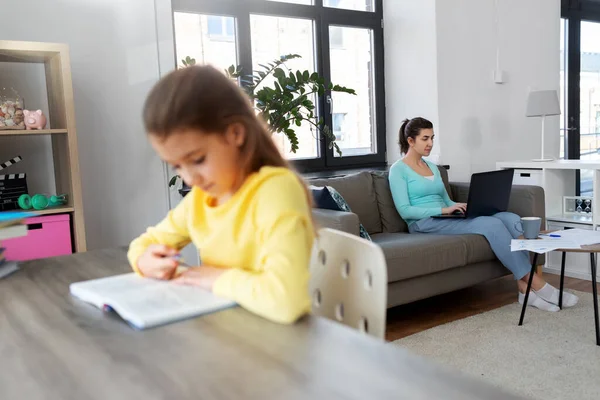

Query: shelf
left=0, top=129, right=67, bottom=137
left=547, top=214, right=593, bottom=225
left=0, top=206, right=74, bottom=217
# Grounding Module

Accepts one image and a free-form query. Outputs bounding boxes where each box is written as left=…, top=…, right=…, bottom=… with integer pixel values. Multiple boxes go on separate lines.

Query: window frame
left=171, top=0, right=386, bottom=173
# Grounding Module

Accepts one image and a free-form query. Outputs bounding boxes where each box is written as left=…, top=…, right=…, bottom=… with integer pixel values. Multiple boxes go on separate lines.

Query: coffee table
left=518, top=240, right=600, bottom=346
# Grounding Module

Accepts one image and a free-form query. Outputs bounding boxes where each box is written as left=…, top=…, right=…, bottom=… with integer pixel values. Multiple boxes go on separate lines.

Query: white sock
left=518, top=291, right=560, bottom=312
left=535, top=283, right=579, bottom=308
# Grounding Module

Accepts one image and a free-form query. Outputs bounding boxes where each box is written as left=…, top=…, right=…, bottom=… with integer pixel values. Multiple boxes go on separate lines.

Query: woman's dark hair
left=398, top=117, right=433, bottom=154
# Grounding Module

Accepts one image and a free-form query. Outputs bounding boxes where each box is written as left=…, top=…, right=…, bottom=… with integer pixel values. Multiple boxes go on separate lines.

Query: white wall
left=384, top=0, right=561, bottom=181
left=384, top=0, right=441, bottom=164
left=0, top=0, right=174, bottom=250
left=435, top=0, right=561, bottom=181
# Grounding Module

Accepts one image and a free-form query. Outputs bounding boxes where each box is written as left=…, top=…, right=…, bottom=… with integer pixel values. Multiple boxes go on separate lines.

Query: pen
left=172, top=254, right=192, bottom=268
left=548, top=234, right=561, bottom=238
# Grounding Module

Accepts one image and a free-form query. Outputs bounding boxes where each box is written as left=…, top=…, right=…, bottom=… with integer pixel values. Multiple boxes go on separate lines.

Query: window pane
left=324, top=0, right=374, bottom=12
left=251, top=15, right=318, bottom=160
left=174, top=13, right=237, bottom=71
left=560, top=18, right=566, bottom=160
left=330, top=26, right=376, bottom=157
left=579, top=20, right=600, bottom=196
left=267, top=0, right=313, bottom=4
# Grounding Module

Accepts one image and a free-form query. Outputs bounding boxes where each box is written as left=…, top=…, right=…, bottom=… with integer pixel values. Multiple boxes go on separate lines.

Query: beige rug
left=393, top=290, right=600, bottom=400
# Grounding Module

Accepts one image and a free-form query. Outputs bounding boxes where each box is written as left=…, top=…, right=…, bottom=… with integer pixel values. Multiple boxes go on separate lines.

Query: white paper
left=510, top=238, right=581, bottom=254
left=542, top=228, right=600, bottom=246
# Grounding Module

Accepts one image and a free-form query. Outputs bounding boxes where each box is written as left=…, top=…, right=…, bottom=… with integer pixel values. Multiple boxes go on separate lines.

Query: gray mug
left=514, top=217, right=542, bottom=240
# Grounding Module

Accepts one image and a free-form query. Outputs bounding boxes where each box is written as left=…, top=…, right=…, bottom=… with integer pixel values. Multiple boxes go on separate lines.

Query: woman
left=388, top=117, right=577, bottom=311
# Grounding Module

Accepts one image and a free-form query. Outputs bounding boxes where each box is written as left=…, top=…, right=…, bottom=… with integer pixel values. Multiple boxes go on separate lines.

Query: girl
left=388, top=117, right=578, bottom=312
left=127, top=65, right=314, bottom=324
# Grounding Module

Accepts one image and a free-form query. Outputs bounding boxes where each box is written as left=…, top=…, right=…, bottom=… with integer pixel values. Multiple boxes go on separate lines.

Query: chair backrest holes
left=335, top=303, right=344, bottom=321
left=313, top=289, right=322, bottom=308
left=341, top=260, right=350, bottom=279
left=364, top=270, right=373, bottom=290
left=359, top=317, right=369, bottom=334
left=319, top=250, right=327, bottom=266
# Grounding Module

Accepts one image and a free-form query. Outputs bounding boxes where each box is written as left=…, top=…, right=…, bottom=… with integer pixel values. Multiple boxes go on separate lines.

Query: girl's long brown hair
left=143, top=65, right=314, bottom=214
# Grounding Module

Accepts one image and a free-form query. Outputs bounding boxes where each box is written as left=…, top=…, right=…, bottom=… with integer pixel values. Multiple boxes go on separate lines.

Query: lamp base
left=531, top=158, right=554, bottom=162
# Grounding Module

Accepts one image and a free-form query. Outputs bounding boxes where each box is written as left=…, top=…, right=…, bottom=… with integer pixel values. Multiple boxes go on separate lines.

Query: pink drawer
left=3, top=214, right=72, bottom=261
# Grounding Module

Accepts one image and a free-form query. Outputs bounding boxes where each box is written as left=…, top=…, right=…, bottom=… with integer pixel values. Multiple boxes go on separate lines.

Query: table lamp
left=526, top=89, right=560, bottom=162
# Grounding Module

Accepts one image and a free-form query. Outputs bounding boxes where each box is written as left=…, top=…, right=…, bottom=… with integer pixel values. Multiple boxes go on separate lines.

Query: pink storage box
left=3, top=214, right=72, bottom=261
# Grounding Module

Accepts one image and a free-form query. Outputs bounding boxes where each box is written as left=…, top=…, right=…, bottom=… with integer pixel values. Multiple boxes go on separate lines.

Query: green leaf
left=228, top=65, right=235, bottom=74
left=295, top=118, right=302, bottom=127
left=289, top=72, right=296, bottom=83
left=273, top=68, right=285, bottom=79
left=168, top=175, right=179, bottom=187
left=303, top=70, right=310, bottom=81
left=318, top=86, right=324, bottom=96
left=310, top=72, right=319, bottom=81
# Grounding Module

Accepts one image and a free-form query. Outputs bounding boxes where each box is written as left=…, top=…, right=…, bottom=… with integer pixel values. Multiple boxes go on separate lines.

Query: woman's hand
left=442, top=203, right=467, bottom=215
left=173, top=266, right=225, bottom=291
left=136, top=244, right=179, bottom=280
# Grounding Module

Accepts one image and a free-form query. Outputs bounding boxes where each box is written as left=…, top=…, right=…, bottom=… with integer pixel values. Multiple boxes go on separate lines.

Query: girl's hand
left=442, top=203, right=467, bottom=215
left=173, top=266, right=225, bottom=291
left=136, top=244, right=179, bottom=280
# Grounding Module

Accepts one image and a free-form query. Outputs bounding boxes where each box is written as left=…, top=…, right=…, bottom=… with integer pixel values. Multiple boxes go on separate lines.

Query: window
left=207, top=16, right=235, bottom=40
left=174, top=13, right=237, bottom=70
left=172, top=0, right=385, bottom=172
left=333, top=113, right=347, bottom=141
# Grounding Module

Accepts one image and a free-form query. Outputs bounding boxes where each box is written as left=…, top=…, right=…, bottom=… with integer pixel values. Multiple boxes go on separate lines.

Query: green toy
left=18, top=194, right=67, bottom=210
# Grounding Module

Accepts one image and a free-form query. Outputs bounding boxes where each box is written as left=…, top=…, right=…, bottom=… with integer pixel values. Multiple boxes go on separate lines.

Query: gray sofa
left=308, top=166, right=545, bottom=308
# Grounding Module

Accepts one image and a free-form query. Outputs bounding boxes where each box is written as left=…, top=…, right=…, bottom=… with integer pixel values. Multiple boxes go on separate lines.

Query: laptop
left=433, top=168, right=515, bottom=219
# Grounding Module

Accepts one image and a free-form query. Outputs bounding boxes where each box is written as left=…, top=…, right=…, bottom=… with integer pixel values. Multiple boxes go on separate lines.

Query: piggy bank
left=24, top=110, right=47, bottom=130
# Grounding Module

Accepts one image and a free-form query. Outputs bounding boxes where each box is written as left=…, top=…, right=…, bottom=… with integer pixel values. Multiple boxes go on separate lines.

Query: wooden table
left=0, top=249, right=525, bottom=400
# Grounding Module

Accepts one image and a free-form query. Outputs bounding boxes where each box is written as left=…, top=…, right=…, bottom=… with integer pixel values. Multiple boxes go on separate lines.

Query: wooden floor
left=386, top=273, right=600, bottom=342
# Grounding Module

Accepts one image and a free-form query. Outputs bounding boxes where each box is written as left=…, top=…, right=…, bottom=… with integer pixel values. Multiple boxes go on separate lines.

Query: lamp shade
left=525, top=90, right=560, bottom=117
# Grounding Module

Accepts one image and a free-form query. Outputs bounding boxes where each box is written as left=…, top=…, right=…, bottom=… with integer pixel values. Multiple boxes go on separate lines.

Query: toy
left=23, top=109, right=47, bottom=130
left=0, top=156, right=28, bottom=211
left=18, top=194, right=67, bottom=210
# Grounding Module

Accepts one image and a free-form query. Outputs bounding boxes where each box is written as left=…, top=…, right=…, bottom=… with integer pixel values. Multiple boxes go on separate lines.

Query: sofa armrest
left=312, top=208, right=360, bottom=236
left=450, top=182, right=545, bottom=223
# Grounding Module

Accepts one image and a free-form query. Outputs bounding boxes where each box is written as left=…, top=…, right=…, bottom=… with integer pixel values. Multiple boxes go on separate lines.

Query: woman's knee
left=471, top=216, right=507, bottom=235
left=494, top=211, right=520, bottom=224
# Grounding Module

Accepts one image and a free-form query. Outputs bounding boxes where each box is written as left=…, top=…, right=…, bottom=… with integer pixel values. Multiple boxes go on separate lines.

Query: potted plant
left=172, top=54, right=355, bottom=192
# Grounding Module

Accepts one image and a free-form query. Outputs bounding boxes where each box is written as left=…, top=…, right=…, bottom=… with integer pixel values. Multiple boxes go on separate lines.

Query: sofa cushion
left=309, top=185, right=371, bottom=241
left=308, top=171, right=382, bottom=234
left=437, top=165, right=454, bottom=202
left=372, top=172, right=408, bottom=233
left=371, top=232, right=496, bottom=282
left=462, top=234, right=496, bottom=264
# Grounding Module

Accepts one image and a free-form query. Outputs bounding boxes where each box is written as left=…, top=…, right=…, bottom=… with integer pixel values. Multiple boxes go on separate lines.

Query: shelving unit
left=0, top=129, right=67, bottom=137
left=0, top=40, right=86, bottom=252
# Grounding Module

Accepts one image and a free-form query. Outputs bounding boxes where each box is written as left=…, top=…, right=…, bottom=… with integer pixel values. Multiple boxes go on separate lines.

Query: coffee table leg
left=559, top=252, right=566, bottom=309
left=591, top=253, right=600, bottom=346
left=519, top=253, right=538, bottom=326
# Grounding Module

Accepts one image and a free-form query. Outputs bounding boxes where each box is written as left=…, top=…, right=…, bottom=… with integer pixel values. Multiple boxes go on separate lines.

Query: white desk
left=497, top=160, right=599, bottom=280
left=497, top=160, right=599, bottom=229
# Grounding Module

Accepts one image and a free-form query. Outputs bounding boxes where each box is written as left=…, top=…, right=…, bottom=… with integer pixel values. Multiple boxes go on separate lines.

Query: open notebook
left=69, top=273, right=237, bottom=330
